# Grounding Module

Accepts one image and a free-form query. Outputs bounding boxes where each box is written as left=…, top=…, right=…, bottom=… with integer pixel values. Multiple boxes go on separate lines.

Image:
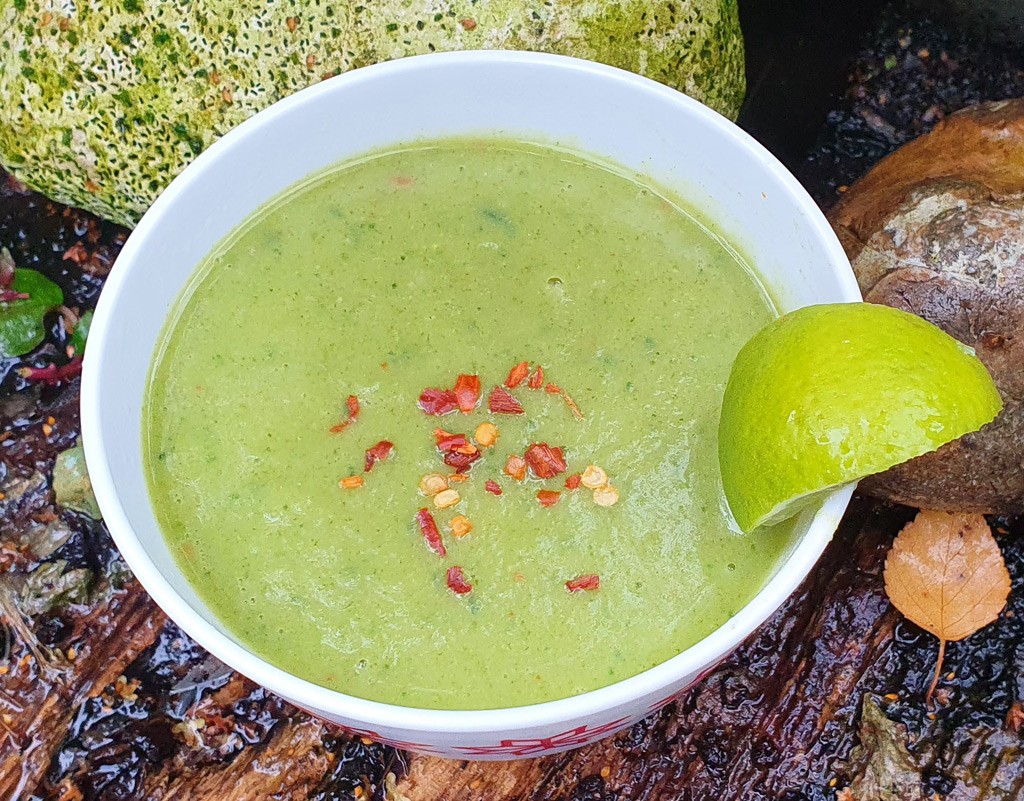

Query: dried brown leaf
left=884, top=510, right=1011, bottom=704
left=884, top=511, right=1010, bottom=642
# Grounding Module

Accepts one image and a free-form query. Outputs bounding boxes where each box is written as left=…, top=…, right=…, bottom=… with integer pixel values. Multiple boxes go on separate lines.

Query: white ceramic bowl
left=82, top=51, right=860, bottom=760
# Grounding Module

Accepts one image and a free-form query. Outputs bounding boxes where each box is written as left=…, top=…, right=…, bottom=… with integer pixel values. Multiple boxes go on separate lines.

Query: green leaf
left=0, top=269, right=63, bottom=358
left=70, top=309, right=93, bottom=356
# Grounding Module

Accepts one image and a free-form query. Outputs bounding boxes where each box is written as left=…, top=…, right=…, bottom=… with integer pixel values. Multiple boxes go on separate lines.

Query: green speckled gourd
left=0, top=0, right=745, bottom=227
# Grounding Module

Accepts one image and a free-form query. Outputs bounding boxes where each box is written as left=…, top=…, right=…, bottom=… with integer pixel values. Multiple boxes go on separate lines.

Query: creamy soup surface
left=144, top=139, right=793, bottom=709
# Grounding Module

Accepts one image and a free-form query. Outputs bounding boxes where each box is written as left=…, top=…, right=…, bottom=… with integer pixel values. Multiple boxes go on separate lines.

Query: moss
left=578, top=0, right=746, bottom=116
left=0, top=0, right=743, bottom=226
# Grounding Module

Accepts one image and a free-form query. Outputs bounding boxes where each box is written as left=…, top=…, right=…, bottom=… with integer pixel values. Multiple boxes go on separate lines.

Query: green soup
left=145, top=139, right=792, bottom=710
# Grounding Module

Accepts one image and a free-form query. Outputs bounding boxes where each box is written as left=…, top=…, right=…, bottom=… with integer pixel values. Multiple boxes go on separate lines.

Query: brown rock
left=830, top=100, right=1024, bottom=513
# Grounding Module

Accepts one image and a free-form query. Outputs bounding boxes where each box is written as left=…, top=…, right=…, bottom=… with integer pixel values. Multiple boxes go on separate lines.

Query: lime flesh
left=719, top=303, right=1003, bottom=532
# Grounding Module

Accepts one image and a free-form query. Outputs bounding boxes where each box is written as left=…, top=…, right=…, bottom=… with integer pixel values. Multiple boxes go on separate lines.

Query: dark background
left=739, top=0, right=1024, bottom=206
left=739, top=0, right=889, bottom=162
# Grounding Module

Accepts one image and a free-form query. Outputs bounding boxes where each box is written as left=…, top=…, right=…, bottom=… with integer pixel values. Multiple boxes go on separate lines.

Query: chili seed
left=474, top=422, right=499, bottom=447
left=434, top=488, right=461, bottom=509
left=419, top=473, right=448, bottom=496
left=593, top=485, right=619, bottom=507
left=449, top=515, right=473, bottom=538
left=580, top=465, right=608, bottom=489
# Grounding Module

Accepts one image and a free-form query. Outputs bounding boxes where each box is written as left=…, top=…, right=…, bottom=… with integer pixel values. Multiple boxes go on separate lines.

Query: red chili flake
left=416, top=509, right=446, bottom=557
left=418, top=388, right=459, bottom=416
left=524, top=443, right=567, bottom=479
left=443, top=448, right=482, bottom=474
left=505, top=361, right=530, bottom=388
left=453, top=374, right=481, bottom=413
left=330, top=395, right=360, bottom=433
left=363, top=440, right=394, bottom=472
left=0, top=290, right=29, bottom=302
left=504, top=454, right=528, bottom=481
left=565, top=474, right=582, bottom=490
left=18, top=357, right=83, bottom=385
left=484, top=479, right=503, bottom=496
left=488, top=386, right=524, bottom=415
left=565, top=574, right=600, bottom=593
left=433, top=428, right=469, bottom=452
left=545, top=383, right=562, bottom=394
left=446, top=565, right=473, bottom=595
left=460, top=17, right=477, bottom=31
left=537, top=490, right=561, bottom=507
left=528, top=366, right=544, bottom=389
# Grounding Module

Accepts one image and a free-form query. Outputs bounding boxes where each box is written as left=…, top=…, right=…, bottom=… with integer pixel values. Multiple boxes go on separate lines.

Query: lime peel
left=719, top=303, right=1002, bottom=533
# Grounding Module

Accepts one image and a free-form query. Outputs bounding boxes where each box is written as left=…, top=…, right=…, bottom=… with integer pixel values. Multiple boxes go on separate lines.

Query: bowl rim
left=81, top=49, right=861, bottom=735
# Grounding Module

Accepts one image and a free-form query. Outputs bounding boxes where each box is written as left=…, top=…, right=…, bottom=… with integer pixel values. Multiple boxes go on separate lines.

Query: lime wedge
left=719, top=303, right=1002, bottom=532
